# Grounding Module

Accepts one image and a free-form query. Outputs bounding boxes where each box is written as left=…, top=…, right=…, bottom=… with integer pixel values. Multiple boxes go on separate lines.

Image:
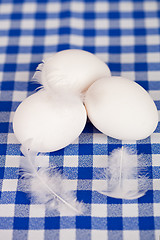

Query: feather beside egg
left=96, top=147, right=150, bottom=199
left=19, top=145, right=84, bottom=215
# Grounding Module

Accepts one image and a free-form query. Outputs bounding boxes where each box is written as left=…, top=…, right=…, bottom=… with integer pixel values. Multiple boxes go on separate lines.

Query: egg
left=40, top=49, right=111, bottom=95
left=85, top=76, right=158, bottom=140
left=13, top=90, right=87, bottom=152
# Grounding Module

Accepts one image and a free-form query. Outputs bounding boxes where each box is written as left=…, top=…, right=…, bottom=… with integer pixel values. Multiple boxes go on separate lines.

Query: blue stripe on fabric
left=0, top=11, right=158, bottom=20
left=45, top=217, right=60, bottom=229
left=0, top=217, right=14, bottom=229
left=92, top=217, right=108, bottom=230
left=0, top=28, right=159, bottom=37
left=0, top=192, right=17, bottom=204
left=1, top=45, right=159, bottom=54
left=3, top=167, right=19, bottom=179
left=13, top=217, right=29, bottom=230
left=29, top=218, right=45, bottom=229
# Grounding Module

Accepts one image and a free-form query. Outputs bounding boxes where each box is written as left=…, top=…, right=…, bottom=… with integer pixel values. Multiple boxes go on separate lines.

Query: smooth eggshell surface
left=13, top=90, right=87, bottom=152
left=41, top=49, right=111, bottom=95
left=85, top=76, right=158, bottom=140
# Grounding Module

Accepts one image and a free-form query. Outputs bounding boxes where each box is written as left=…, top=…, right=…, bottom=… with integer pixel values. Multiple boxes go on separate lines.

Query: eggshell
left=85, top=76, right=158, bottom=140
left=13, top=90, right=87, bottom=152
left=40, top=49, right=111, bottom=95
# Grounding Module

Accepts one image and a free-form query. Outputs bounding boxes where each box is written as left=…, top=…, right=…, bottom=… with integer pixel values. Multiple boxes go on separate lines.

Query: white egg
left=40, top=49, right=111, bottom=95
left=13, top=90, right=87, bottom=152
left=85, top=76, right=158, bottom=140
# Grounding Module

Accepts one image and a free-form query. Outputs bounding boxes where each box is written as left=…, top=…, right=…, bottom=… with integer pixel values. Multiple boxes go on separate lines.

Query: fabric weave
left=0, top=0, right=160, bottom=239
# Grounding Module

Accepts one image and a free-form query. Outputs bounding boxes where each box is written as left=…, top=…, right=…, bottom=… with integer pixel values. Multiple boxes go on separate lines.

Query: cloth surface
left=0, top=0, right=160, bottom=239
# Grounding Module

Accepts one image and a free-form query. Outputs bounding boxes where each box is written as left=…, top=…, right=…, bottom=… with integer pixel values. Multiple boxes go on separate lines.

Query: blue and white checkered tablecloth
left=0, top=0, right=160, bottom=239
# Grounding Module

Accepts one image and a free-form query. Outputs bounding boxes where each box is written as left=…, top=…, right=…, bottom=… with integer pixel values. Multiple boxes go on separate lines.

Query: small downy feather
left=19, top=145, right=84, bottom=215
left=32, top=60, right=85, bottom=102
left=32, top=60, right=74, bottom=93
left=32, top=60, right=44, bottom=84
left=96, top=147, right=150, bottom=199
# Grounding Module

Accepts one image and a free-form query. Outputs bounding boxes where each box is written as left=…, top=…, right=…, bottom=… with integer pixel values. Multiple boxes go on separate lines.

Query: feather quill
left=19, top=145, right=84, bottom=215
left=96, top=147, right=149, bottom=199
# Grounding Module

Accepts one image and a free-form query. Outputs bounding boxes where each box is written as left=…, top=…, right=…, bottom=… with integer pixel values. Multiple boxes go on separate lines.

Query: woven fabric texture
left=0, top=1, right=160, bottom=240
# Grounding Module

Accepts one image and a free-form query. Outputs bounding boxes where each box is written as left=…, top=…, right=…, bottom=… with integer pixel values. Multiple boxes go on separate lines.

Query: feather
left=32, top=61, right=44, bottom=83
left=19, top=144, right=84, bottom=215
left=32, top=60, right=85, bottom=101
left=32, top=59, right=72, bottom=92
left=96, top=146, right=149, bottom=199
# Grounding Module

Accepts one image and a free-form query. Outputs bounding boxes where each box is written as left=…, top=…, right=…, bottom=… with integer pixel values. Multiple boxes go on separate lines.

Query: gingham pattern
left=0, top=0, right=160, bottom=240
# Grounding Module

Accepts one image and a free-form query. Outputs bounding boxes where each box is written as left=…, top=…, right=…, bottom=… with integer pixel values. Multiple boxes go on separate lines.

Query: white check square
left=28, top=230, right=44, bottom=240
left=123, top=204, right=138, bottom=217
left=60, top=229, right=76, bottom=240
left=123, top=230, right=139, bottom=240
left=29, top=205, right=45, bottom=218
left=92, top=204, right=107, bottom=217
left=0, top=204, right=15, bottom=217
left=92, top=230, right=108, bottom=240
left=2, top=179, right=18, bottom=192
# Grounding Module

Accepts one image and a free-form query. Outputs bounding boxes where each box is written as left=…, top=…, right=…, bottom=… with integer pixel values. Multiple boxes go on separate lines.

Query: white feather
left=32, top=60, right=85, bottom=102
left=19, top=145, right=84, bottom=215
left=96, top=146, right=149, bottom=199
left=32, top=61, right=44, bottom=83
